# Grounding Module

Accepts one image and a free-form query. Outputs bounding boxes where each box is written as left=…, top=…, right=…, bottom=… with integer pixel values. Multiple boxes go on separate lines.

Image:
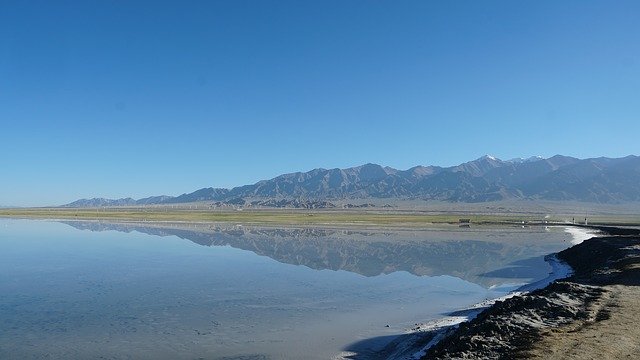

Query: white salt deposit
left=564, top=226, right=601, bottom=245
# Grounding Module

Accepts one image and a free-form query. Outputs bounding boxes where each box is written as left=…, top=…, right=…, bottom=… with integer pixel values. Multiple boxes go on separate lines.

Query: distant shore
left=1, top=207, right=639, bottom=229
left=411, top=225, right=640, bottom=359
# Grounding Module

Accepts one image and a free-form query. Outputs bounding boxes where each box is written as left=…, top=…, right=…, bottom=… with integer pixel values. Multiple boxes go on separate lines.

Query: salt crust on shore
left=564, top=226, right=601, bottom=245
left=423, top=230, right=640, bottom=359
left=406, top=256, right=575, bottom=360
left=336, top=226, right=587, bottom=360
left=403, top=226, right=588, bottom=359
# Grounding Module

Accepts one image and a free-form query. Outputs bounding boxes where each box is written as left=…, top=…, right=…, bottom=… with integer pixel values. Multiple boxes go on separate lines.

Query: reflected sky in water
left=0, top=219, right=574, bottom=359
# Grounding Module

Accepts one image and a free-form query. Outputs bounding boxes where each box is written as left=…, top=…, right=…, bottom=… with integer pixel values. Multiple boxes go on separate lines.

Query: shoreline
left=338, top=226, right=593, bottom=360
left=4, top=217, right=586, bottom=359
left=5, top=217, right=601, bottom=359
left=4, top=216, right=635, bottom=358
left=381, top=253, right=577, bottom=360
left=416, top=225, right=640, bottom=359
left=2, top=207, right=640, bottom=229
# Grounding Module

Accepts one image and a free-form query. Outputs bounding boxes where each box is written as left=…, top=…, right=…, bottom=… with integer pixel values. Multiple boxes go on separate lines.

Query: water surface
left=0, top=219, right=576, bottom=359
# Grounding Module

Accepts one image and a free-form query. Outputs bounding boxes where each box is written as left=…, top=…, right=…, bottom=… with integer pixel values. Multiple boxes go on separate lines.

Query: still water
left=0, top=219, right=576, bottom=359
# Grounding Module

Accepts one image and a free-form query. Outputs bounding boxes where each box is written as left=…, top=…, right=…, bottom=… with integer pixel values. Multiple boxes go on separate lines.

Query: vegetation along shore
left=1, top=207, right=639, bottom=229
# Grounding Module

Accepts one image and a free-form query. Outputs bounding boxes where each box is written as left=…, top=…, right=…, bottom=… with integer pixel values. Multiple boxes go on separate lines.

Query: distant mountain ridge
left=62, top=155, right=640, bottom=207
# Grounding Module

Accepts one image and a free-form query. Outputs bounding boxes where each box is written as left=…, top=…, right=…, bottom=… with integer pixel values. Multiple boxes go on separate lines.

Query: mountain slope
left=62, top=198, right=138, bottom=207
left=62, top=155, right=640, bottom=206
left=162, top=187, right=229, bottom=203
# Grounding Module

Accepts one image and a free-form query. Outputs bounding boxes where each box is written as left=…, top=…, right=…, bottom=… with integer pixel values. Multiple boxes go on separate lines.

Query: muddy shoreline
left=420, top=225, right=640, bottom=359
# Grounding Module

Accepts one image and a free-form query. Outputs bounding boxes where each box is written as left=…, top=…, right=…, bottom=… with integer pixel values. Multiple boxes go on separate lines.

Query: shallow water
left=0, top=219, right=577, bottom=359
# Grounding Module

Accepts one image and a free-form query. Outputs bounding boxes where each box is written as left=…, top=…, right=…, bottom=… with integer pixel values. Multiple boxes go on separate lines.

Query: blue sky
left=1, top=1, right=639, bottom=206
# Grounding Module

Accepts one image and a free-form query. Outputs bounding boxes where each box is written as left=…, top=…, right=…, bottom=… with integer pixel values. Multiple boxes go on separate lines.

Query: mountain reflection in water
left=61, top=221, right=571, bottom=288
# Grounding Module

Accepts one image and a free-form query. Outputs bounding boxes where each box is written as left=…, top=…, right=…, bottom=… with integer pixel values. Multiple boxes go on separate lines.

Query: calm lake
left=0, top=219, right=578, bottom=359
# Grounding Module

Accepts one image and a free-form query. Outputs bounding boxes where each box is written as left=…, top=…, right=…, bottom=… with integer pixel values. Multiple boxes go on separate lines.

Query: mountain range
left=62, top=155, right=640, bottom=207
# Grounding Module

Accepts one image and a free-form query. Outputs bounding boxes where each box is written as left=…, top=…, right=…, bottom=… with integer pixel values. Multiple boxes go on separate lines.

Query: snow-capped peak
left=507, top=156, right=544, bottom=164
left=478, top=154, right=500, bottom=162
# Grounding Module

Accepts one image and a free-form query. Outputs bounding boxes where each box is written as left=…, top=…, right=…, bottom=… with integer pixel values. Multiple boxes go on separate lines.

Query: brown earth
left=524, top=284, right=640, bottom=359
left=423, top=227, right=640, bottom=359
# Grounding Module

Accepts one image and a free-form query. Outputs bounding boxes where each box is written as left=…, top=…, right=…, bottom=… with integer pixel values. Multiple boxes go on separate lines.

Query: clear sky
left=1, top=1, right=639, bottom=206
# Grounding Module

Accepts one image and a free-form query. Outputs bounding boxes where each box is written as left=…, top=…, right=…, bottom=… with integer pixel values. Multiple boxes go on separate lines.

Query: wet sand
left=422, top=226, right=640, bottom=359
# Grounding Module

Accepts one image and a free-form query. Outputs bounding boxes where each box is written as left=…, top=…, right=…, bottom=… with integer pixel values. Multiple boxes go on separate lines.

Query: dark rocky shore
left=421, top=225, right=640, bottom=359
